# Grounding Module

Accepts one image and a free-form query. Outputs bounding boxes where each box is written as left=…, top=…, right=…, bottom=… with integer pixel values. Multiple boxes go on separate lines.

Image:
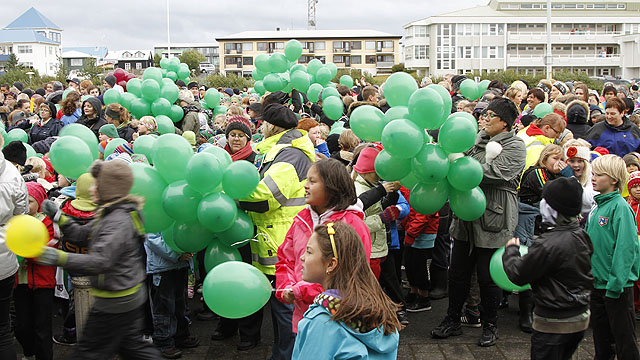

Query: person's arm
left=396, top=192, right=411, bottom=220
left=481, top=138, right=526, bottom=185
left=606, top=205, right=640, bottom=298
left=11, top=177, right=28, bottom=216
left=503, top=238, right=554, bottom=286
left=358, top=184, right=387, bottom=211
left=275, top=227, right=300, bottom=303
left=315, top=142, right=330, bottom=158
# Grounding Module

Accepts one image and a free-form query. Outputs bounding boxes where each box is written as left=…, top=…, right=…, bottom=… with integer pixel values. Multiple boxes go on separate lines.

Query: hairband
left=327, top=222, right=337, bottom=260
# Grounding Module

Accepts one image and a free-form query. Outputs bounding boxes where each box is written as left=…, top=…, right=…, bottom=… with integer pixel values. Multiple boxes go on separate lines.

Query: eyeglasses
left=228, top=133, right=246, bottom=139
left=485, top=111, right=500, bottom=120
left=327, top=222, right=337, bottom=259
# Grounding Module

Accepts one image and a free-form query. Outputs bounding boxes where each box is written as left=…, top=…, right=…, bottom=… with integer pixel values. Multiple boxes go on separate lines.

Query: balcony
left=507, top=31, right=623, bottom=44
left=507, top=54, right=621, bottom=67
left=377, top=62, right=394, bottom=68
left=376, top=48, right=395, bottom=53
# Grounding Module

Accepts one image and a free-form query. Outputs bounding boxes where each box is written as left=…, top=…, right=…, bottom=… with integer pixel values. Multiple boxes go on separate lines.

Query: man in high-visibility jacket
left=239, top=102, right=315, bottom=359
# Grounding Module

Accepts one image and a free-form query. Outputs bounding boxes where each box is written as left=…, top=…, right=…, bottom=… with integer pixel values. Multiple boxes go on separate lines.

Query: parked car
left=199, top=63, right=215, bottom=74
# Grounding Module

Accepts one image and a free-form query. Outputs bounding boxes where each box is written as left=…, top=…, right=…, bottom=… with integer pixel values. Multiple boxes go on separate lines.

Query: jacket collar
left=594, top=191, right=619, bottom=205
left=525, top=124, right=546, bottom=137
left=256, top=128, right=315, bottom=163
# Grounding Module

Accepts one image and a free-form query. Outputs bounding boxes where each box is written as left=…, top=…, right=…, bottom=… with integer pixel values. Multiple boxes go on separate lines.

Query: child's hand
left=282, top=289, right=295, bottom=304
left=553, top=160, right=568, bottom=173
left=179, top=253, right=193, bottom=262
left=506, top=237, right=520, bottom=248
left=382, top=181, right=401, bottom=193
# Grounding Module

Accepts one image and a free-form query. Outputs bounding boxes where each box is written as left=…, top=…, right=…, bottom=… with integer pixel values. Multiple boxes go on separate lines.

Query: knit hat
left=2, top=141, right=26, bottom=166
left=629, top=171, right=640, bottom=190
left=247, top=102, right=262, bottom=115
left=225, top=116, right=252, bottom=139
left=200, top=128, right=215, bottom=142
left=223, top=88, right=234, bottom=97
left=35, top=88, right=45, bottom=97
left=139, top=116, right=157, bottom=132
left=52, top=81, right=64, bottom=92
left=178, top=89, right=194, bottom=103
left=175, top=80, right=186, bottom=88
left=542, top=177, right=583, bottom=217
left=485, top=98, right=519, bottom=130
left=451, top=75, right=466, bottom=91
left=565, top=145, right=591, bottom=162
left=354, top=147, right=380, bottom=174
left=99, top=124, right=119, bottom=139
left=13, top=82, right=24, bottom=92
left=26, top=181, right=47, bottom=212
left=553, top=81, right=569, bottom=95
left=520, top=114, right=536, bottom=128
left=566, top=100, right=589, bottom=125
left=594, top=147, right=609, bottom=156
left=90, top=160, right=134, bottom=203
left=70, top=173, right=97, bottom=212
left=262, top=103, right=298, bottom=130
left=623, top=153, right=640, bottom=170
left=182, top=131, right=196, bottom=146
left=104, top=75, right=117, bottom=88
left=187, top=82, right=199, bottom=90
left=114, top=143, right=134, bottom=156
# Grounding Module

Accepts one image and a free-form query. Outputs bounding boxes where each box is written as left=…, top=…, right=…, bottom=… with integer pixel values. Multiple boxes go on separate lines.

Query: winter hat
left=99, top=124, right=119, bottom=139
left=2, top=141, right=27, bottom=166
left=473, top=101, right=489, bottom=115
left=485, top=98, right=519, bottom=130
left=566, top=100, right=589, bottom=125
left=113, top=143, right=134, bottom=156
left=247, top=102, right=262, bottom=116
left=354, top=147, right=380, bottom=174
left=623, top=153, right=640, bottom=170
left=542, top=177, right=583, bottom=217
left=223, top=88, right=234, bottom=97
left=104, top=75, right=117, bottom=88
left=26, top=181, right=47, bottom=212
left=262, top=103, right=298, bottom=130
left=175, top=80, right=186, bottom=88
left=565, top=145, right=590, bottom=162
left=13, top=82, right=24, bottom=92
left=32, top=137, right=56, bottom=155
left=617, top=86, right=630, bottom=98
left=628, top=171, right=640, bottom=190
left=520, top=114, right=537, bottom=128
left=139, top=116, right=157, bottom=132
left=90, top=160, right=134, bottom=203
left=40, top=101, right=57, bottom=117
left=35, top=88, right=45, bottom=97
left=200, top=128, right=215, bottom=142
left=553, top=81, right=569, bottom=95
left=22, top=89, right=34, bottom=98
left=182, top=131, right=196, bottom=146
left=187, top=82, right=199, bottom=90
left=70, top=173, right=97, bottom=212
left=326, top=133, right=340, bottom=154
left=225, top=116, right=252, bottom=139
left=593, top=147, right=609, bottom=156
left=52, top=82, right=64, bottom=92
left=178, top=89, right=194, bottom=103
left=451, top=75, right=466, bottom=91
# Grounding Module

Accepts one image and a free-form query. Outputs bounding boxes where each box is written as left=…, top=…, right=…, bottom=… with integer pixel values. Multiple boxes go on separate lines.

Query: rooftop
left=154, top=42, right=219, bottom=48
left=217, top=29, right=401, bottom=41
left=4, top=7, right=62, bottom=31
left=62, top=46, right=109, bottom=59
left=0, top=29, right=58, bottom=44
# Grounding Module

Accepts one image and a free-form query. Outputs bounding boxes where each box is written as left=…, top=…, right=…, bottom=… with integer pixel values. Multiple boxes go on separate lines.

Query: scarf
left=225, top=142, right=253, bottom=162
left=314, top=289, right=369, bottom=333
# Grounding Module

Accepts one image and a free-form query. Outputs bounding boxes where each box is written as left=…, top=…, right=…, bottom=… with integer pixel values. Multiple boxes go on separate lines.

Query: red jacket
left=400, top=187, right=439, bottom=245
left=628, top=197, right=640, bottom=235
left=275, top=206, right=371, bottom=333
left=17, top=215, right=56, bottom=289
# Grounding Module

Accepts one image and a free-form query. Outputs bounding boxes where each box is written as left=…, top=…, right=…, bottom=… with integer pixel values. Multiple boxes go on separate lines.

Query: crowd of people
left=0, top=71, right=639, bottom=360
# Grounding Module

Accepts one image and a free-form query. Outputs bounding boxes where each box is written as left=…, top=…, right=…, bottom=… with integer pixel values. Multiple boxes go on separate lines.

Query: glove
left=41, top=200, right=68, bottom=225
left=485, top=141, right=503, bottom=164
left=379, top=206, right=401, bottom=224
left=36, top=247, right=68, bottom=266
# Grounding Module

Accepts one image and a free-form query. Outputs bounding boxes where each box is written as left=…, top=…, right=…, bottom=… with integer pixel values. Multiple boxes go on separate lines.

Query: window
left=594, top=4, right=605, bottom=8
left=333, top=55, right=345, bottom=63
left=351, top=41, right=361, bottom=50
left=406, top=27, right=414, bottom=37
left=333, top=41, right=343, bottom=50
left=242, top=43, right=253, bottom=51
left=415, top=45, right=427, bottom=59
left=49, top=32, right=60, bottom=42
left=564, top=4, right=576, bottom=9
left=257, top=42, right=267, bottom=51
left=49, top=47, right=53, bottom=55
left=607, top=4, right=617, bottom=8
left=415, top=25, right=428, bottom=37
left=377, top=55, right=394, bottom=62
left=243, top=57, right=253, bottom=65
left=365, top=41, right=375, bottom=50
left=17, top=45, right=32, bottom=54
left=224, top=43, right=235, bottom=51
left=136, top=62, right=142, bottom=70
left=124, top=63, right=131, bottom=71
left=474, top=46, right=480, bottom=58
left=405, top=46, right=413, bottom=60
left=225, top=57, right=239, bottom=65
left=379, top=41, right=393, bottom=49
left=315, top=41, right=325, bottom=50
left=366, top=55, right=376, bottom=64
left=551, top=4, right=562, bottom=9
left=275, top=42, right=284, bottom=49
left=70, top=59, right=83, bottom=66
left=351, top=55, right=362, bottom=64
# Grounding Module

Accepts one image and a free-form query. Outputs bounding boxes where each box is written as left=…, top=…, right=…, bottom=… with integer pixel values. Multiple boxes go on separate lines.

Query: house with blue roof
left=0, top=7, right=62, bottom=76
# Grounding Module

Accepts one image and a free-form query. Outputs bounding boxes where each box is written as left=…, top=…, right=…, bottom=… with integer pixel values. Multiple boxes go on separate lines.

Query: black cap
left=247, top=102, right=262, bottom=114
left=486, top=98, right=519, bottom=130
left=175, top=80, right=186, bottom=88
left=262, top=103, right=298, bottom=130
left=67, top=78, right=80, bottom=86
left=2, top=141, right=27, bottom=166
left=187, top=82, right=199, bottom=90
left=542, top=177, right=583, bottom=217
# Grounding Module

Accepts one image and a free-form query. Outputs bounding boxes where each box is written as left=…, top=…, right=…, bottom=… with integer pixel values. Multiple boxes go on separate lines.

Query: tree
left=55, top=55, right=69, bottom=83
left=153, top=53, right=161, bottom=67
left=6, top=53, right=19, bottom=71
left=78, top=58, right=103, bottom=85
left=179, top=49, right=206, bottom=72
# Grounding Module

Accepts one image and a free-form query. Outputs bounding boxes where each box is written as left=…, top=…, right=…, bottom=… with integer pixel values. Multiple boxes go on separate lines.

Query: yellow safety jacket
left=240, top=129, right=315, bottom=275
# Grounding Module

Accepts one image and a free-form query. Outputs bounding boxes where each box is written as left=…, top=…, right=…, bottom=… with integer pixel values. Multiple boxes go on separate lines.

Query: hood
left=183, top=100, right=202, bottom=112
left=347, top=101, right=379, bottom=118
left=81, top=97, right=104, bottom=119
left=605, top=117, right=636, bottom=132
left=257, top=128, right=315, bottom=162
left=566, top=100, right=590, bottom=125
left=525, top=124, right=546, bottom=137
left=306, top=204, right=365, bottom=230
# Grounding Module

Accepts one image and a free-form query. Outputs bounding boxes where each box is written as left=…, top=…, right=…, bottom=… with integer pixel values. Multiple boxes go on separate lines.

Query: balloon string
left=229, top=238, right=260, bottom=247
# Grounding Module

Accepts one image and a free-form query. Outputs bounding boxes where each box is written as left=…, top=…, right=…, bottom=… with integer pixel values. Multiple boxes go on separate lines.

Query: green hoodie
left=586, top=191, right=640, bottom=298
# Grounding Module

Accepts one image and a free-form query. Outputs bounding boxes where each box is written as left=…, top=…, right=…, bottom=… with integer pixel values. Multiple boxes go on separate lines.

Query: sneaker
left=396, top=310, right=409, bottom=326
left=142, top=334, right=153, bottom=343
left=478, top=323, right=498, bottom=347
left=406, top=295, right=432, bottom=312
left=237, top=339, right=259, bottom=351
left=405, top=292, right=418, bottom=305
left=196, top=309, right=215, bottom=321
left=498, top=294, right=509, bottom=309
left=52, top=333, right=77, bottom=346
left=176, top=336, right=199, bottom=349
left=160, top=347, right=183, bottom=359
left=211, top=329, right=235, bottom=341
left=431, top=316, right=462, bottom=339
left=461, top=307, right=481, bottom=328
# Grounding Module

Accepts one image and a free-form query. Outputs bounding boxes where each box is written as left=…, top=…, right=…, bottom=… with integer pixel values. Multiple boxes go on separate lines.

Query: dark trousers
left=14, top=284, right=53, bottom=360
left=0, top=275, right=16, bottom=360
left=405, top=246, right=432, bottom=291
left=150, top=267, right=190, bottom=350
left=531, top=330, right=585, bottom=360
left=379, top=254, right=405, bottom=304
left=591, top=288, right=640, bottom=360
left=432, top=203, right=452, bottom=271
left=447, top=239, right=500, bottom=325
left=71, top=305, right=161, bottom=360
left=244, top=274, right=295, bottom=360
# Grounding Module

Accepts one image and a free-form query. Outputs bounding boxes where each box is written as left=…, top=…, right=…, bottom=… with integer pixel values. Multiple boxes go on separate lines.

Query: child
left=503, top=177, right=593, bottom=360
left=292, top=221, right=401, bottom=359
left=628, top=171, right=640, bottom=319
left=587, top=154, right=640, bottom=359
left=14, top=181, right=55, bottom=360
left=276, top=158, right=371, bottom=333
left=296, top=118, right=331, bottom=159
left=98, top=123, right=120, bottom=143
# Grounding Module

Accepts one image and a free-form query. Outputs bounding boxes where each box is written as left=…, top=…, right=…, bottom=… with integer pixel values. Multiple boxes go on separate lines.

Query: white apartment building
left=404, top=0, right=640, bottom=78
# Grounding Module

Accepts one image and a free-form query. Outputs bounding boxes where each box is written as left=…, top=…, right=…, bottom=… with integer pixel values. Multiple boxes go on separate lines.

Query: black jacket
left=503, top=221, right=593, bottom=318
left=117, top=126, right=136, bottom=143
left=29, top=118, right=63, bottom=144
left=76, top=97, right=107, bottom=139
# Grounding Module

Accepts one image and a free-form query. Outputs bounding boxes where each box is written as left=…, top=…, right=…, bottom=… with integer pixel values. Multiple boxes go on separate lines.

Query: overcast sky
left=1, top=0, right=487, bottom=50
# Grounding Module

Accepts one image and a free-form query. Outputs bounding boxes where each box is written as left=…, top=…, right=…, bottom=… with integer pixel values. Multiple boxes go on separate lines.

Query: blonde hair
left=536, top=144, right=563, bottom=168
left=510, top=81, right=528, bottom=97
left=339, top=129, right=360, bottom=151
left=592, top=154, right=628, bottom=193
left=227, top=105, right=243, bottom=116
left=318, top=123, right=330, bottom=140
left=563, top=138, right=592, bottom=186
left=26, top=157, right=46, bottom=176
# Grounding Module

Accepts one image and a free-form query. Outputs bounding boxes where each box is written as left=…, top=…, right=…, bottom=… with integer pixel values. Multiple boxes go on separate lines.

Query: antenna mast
left=308, top=0, right=317, bottom=29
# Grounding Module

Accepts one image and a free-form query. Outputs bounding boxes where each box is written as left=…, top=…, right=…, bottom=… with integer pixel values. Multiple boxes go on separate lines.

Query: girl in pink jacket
left=275, top=158, right=371, bottom=332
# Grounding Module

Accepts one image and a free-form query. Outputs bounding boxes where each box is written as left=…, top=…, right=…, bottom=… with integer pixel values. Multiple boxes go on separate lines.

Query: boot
left=429, top=266, right=448, bottom=300
left=518, top=291, right=534, bottom=333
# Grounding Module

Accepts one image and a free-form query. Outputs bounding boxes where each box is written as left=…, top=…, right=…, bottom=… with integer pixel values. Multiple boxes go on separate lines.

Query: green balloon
left=316, top=67, right=332, bottom=84
left=459, top=79, right=480, bottom=101
left=325, top=62, right=338, bottom=78
left=167, top=57, right=180, bottom=73
left=160, top=83, right=179, bottom=104
left=452, top=111, right=479, bottom=132
left=204, top=89, right=221, bottom=108
left=322, top=96, right=344, bottom=121
left=326, top=82, right=337, bottom=89
left=203, top=145, right=232, bottom=169
left=204, top=240, right=241, bottom=272
left=448, top=156, right=483, bottom=191
left=490, top=246, right=532, bottom=292
left=104, top=138, right=128, bottom=158
left=213, top=105, right=227, bottom=116
left=62, top=89, right=72, bottom=100
left=269, top=53, right=288, bottom=73
left=339, top=75, right=353, bottom=88
left=383, top=106, right=409, bottom=125
left=186, top=152, right=223, bottom=194
left=6, top=129, right=28, bottom=143
left=350, top=105, right=386, bottom=142
left=126, top=78, right=142, bottom=97
left=307, top=59, right=323, bottom=76
left=59, top=123, right=99, bottom=160
left=156, top=115, right=175, bottom=134
left=152, top=134, right=193, bottom=183
left=410, top=180, right=450, bottom=215
left=290, top=64, right=306, bottom=74
left=103, top=89, right=121, bottom=105
left=141, top=79, right=160, bottom=102
left=532, top=102, right=553, bottom=118
left=119, top=92, right=137, bottom=111
left=450, top=186, right=486, bottom=221
left=306, top=83, right=323, bottom=103
left=49, top=137, right=93, bottom=179
left=412, top=144, right=449, bottom=184
left=284, top=40, right=303, bottom=62
left=160, top=57, right=170, bottom=69
left=162, top=180, right=202, bottom=222
left=321, top=87, right=340, bottom=101
left=198, top=192, right=238, bottom=232
left=133, top=135, right=156, bottom=164
left=290, top=71, right=310, bottom=93
left=407, top=87, right=445, bottom=130
left=24, top=143, right=36, bottom=158
left=172, top=220, right=214, bottom=253
left=177, top=65, right=190, bottom=79
left=222, top=160, right=260, bottom=199
left=374, top=149, right=411, bottom=181
left=384, top=72, right=418, bottom=107
left=252, top=68, right=266, bottom=81
left=130, top=163, right=171, bottom=233
left=478, top=79, right=491, bottom=97
left=151, top=98, right=172, bottom=117
left=400, top=172, right=419, bottom=189
left=263, top=74, right=283, bottom=93
left=255, top=54, right=271, bottom=73
left=217, top=210, right=255, bottom=248
left=143, top=67, right=163, bottom=86
left=161, top=223, right=182, bottom=253
left=130, top=98, right=151, bottom=119
left=381, top=119, right=425, bottom=159
left=254, top=81, right=266, bottom=95
left=438, top=114, right=477, bottom=154
left=168, top=105, right=184, bottom=123
left=202, top=261, right=272, bottom=318
left=427, top=84, right=453, bottom=127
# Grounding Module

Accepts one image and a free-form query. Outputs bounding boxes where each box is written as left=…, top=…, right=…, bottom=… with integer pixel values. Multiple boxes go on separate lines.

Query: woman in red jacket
left=275, top=158, right=371, bottom=333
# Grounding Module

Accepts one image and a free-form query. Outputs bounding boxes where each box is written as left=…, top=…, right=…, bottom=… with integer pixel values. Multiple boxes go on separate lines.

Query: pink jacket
left=275, top=205, right=371, bottom=332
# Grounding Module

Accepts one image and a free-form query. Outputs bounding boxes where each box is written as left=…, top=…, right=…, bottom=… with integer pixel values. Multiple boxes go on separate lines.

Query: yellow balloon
left=6, top=215, right=48, bottom=258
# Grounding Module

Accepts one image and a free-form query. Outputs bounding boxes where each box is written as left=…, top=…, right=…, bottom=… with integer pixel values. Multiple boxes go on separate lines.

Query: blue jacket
left=315, top=142, right=331, bottom=158
left=389, top=192, right=410, bottom=250
left=585, top=118, right=640, bottom=157
left=293, top=303, right=399, bottom=360
left=60, top=108, right=82, bottom=126
left=144, top=233, right=189, bottom=274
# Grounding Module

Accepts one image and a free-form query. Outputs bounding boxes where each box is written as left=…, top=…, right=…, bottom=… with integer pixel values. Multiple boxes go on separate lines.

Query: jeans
left=447, top=239, right=500, bottom=325
left=405, top=247, right=432, bottom=291
left=591, top=288, right=640, bottom=360
left=432, top=203, right=452, bottom=271
left=14, top=285, right=53, bottom=360
left=149, top=267, right=190, bottom=350
left=531, top=330, right=585, bottom=360
left=71, top=306, right=161, bottom=360
left=0, top=275, right=16, bottom=360
left=515, top=201, right=540, bottom=246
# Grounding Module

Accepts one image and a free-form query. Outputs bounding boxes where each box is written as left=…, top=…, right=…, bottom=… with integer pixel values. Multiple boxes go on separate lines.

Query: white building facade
left=404, top=0, right=640, bottom=78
